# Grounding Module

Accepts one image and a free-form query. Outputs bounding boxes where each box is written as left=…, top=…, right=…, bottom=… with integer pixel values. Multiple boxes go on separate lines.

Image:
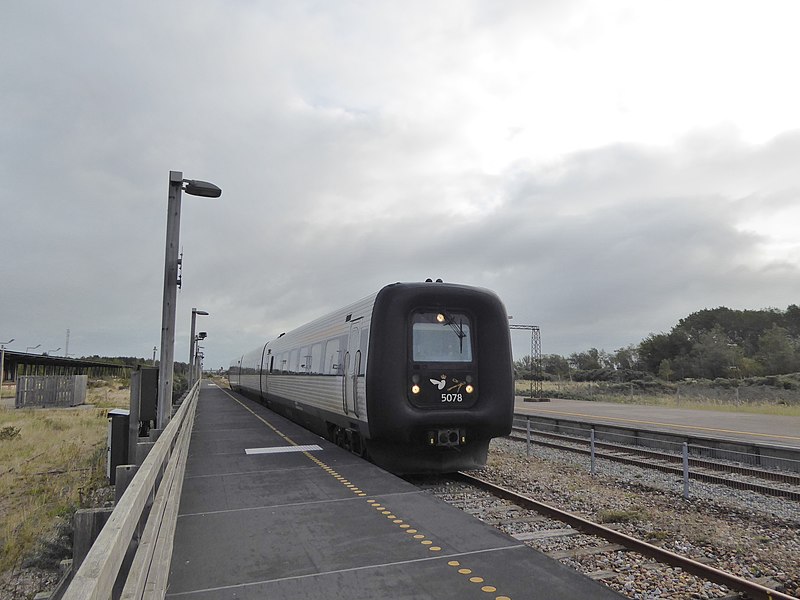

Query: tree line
left=517, top=305, right=800, bottom=382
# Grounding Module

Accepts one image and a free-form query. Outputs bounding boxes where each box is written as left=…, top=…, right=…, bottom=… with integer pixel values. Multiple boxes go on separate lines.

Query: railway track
left=414, top=472, right=796, bottom=600
left=509, top=427, right=800, bottom=501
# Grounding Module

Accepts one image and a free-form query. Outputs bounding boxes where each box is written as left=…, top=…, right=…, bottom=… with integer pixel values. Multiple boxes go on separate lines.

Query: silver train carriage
left=228, top=281, right=514, bottom=473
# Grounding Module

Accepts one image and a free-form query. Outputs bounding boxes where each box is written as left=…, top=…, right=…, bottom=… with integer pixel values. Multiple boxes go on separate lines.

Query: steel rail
left=455, top=471, right=796, bottom=600
left=508, top=431, right=800, bottom=501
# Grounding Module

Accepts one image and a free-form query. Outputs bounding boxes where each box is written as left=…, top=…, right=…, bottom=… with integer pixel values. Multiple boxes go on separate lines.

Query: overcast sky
left=2, top=1, right=799, bottom=369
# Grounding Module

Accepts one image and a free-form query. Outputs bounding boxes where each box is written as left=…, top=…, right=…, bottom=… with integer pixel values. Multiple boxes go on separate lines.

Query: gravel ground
left=439, top=438, right=800, bottom=599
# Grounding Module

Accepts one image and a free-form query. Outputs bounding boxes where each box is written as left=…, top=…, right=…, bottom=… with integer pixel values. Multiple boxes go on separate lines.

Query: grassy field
left=515, top=379, right=800, bottom=417
left=0, top=378, right=130, bottom=574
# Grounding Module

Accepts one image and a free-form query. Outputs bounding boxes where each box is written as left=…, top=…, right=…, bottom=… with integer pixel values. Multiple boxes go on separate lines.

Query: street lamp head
left=183, top=179, right=222, bottom=198
left=193, top=309, right=209, bottom=316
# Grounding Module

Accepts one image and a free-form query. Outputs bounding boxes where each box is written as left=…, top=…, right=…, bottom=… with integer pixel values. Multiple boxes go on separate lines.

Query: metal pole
left=683, top=442, right=690, bottom=499
left=128, top=368, right=141, bottom=464
left=526, top=417, right=531, bottom=457
left=157, top=171, right=183, bottom=429
left=590, top=428, right=596, bottom=475
left=189, top=309, right=198, bottom=389
left=194, top=346, right=200, bottom=386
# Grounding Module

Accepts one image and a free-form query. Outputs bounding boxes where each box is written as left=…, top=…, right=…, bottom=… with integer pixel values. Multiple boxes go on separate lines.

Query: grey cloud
left=2, top=3, right=799, bottom=367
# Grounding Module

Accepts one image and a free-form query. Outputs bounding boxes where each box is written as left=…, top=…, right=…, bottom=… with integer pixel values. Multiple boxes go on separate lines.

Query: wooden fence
left=62, top=380, right=199, bottom=600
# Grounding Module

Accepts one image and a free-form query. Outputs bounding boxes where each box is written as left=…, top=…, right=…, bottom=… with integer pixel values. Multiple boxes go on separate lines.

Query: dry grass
left=0, top=378, right=129, bottom=573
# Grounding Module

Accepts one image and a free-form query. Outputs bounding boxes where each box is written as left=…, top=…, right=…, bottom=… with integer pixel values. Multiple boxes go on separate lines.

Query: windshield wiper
left=446, top=317, right=466, bottom=353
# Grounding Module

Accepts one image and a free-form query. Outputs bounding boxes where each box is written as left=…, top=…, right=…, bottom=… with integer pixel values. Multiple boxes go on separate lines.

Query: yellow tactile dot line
left=447, top=560, right=510, bottom=599
left=227, top=396, right=513, bottom=600
left=319, top=465, right=510, bottom=597
left=307, top=459, right=370, bottom=498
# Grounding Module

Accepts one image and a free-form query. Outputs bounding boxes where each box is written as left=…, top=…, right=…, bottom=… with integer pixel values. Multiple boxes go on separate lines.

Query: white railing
left=63, top=381, right=199, bottom=600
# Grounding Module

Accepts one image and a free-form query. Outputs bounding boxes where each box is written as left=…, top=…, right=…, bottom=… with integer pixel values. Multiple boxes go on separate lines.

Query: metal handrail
left=63, top=381, right=199, bottom=600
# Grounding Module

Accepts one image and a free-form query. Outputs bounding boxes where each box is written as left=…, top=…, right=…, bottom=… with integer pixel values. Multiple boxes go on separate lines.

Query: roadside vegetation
left=0, top=378, right=129, bottom=580
left=515, top=305, right=800, bottom=415
left=514, top=379, right=800, bottom=416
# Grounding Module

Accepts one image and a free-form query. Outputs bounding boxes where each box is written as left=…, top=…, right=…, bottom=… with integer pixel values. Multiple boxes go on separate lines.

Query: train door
left=259, top=345, right=269, bottom=400
left=343, top=321, right=361, bottom=416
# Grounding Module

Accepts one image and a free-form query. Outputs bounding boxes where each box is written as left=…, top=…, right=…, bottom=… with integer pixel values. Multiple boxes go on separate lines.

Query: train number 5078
left=441, top=393, right=463, bottom=402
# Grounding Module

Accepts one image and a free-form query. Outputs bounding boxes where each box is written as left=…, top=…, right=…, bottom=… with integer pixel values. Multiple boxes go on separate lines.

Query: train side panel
left=235, top=293, right=376, bottom=434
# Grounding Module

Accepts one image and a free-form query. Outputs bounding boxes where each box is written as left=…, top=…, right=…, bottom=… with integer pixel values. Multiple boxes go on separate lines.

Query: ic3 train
left=228, top=281, right=514, bottom=473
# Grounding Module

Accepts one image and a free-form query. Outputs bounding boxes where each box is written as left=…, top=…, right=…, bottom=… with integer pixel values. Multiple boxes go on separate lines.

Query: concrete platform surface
left=167, top=383, right=623, bottom=599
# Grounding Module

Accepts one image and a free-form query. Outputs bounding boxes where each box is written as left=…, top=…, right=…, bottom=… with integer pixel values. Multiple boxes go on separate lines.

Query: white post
left=526, top=417, right=531, bottom=457
left=590, top=428, right=596, bottom=475
left=157, top=171, right=183, bottom=429
left=683, top=442, right=690, bottom=499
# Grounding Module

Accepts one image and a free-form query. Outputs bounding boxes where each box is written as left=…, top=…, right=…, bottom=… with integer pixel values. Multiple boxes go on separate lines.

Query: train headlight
left=436, top=313, right=446, bottom=323
left=465, top=384, right=474, bottom=394
left=411, top=384, right=421, bottom=394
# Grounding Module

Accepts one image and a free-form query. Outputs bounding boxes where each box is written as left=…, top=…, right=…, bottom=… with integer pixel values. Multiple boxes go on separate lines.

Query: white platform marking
left=245, top=444, right=323, bottom=455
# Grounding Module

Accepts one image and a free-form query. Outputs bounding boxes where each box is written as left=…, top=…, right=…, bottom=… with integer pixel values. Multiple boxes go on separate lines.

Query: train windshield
left=412, top=311, right=473, bottom=362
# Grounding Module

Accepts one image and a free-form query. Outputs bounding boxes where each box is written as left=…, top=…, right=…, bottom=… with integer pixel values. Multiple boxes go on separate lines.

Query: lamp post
left=26, top=344, right=41, bottom=353
left=194, top=343, right=205, bottom=385
left=189, top=308, right=209, bottom=388
left=193, top=333, right=207, bottom=386
left=157, top=171, right=222, bottom=429
left=1, top=339, right=13, bottom=390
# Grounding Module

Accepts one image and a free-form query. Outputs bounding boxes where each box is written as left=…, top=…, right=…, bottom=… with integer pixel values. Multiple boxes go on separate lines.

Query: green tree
left=569, top=348, right=601, bottom=371
left=611, top=345, right=639, bottom=370
left=690, top=325, right=737, bottom=379
left=541, top=354, right=570, bottom=378
left=638, top=331, right=691, bottom=373
left=756, top=325, right=798, bottom=374
left=657, top=359, right=673, bottom=381
left=514, top=355, right=535, bottom=379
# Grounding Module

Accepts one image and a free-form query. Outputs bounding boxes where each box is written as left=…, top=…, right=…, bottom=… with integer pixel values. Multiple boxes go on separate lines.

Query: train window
left=299, top=347, right=311, bottom=372
left=310, top=343, right=323, bottom=374
left=412, top=312, right=473, bottom=363
left=324, top=337, right=345, bottom=375
left=289, top=349, right=299, bottom=374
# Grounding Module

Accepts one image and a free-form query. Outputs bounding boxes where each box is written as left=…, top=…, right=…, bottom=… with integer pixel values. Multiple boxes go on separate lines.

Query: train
left=228, top=280, right=514, bottom=473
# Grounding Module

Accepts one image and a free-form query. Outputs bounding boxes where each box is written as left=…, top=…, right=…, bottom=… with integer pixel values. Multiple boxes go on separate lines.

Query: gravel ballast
left=419, top=438, right=800, bottom=599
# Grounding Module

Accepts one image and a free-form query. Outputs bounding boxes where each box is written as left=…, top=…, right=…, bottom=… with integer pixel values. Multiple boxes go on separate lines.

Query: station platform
left=167, top=383, right=623, bottom=599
